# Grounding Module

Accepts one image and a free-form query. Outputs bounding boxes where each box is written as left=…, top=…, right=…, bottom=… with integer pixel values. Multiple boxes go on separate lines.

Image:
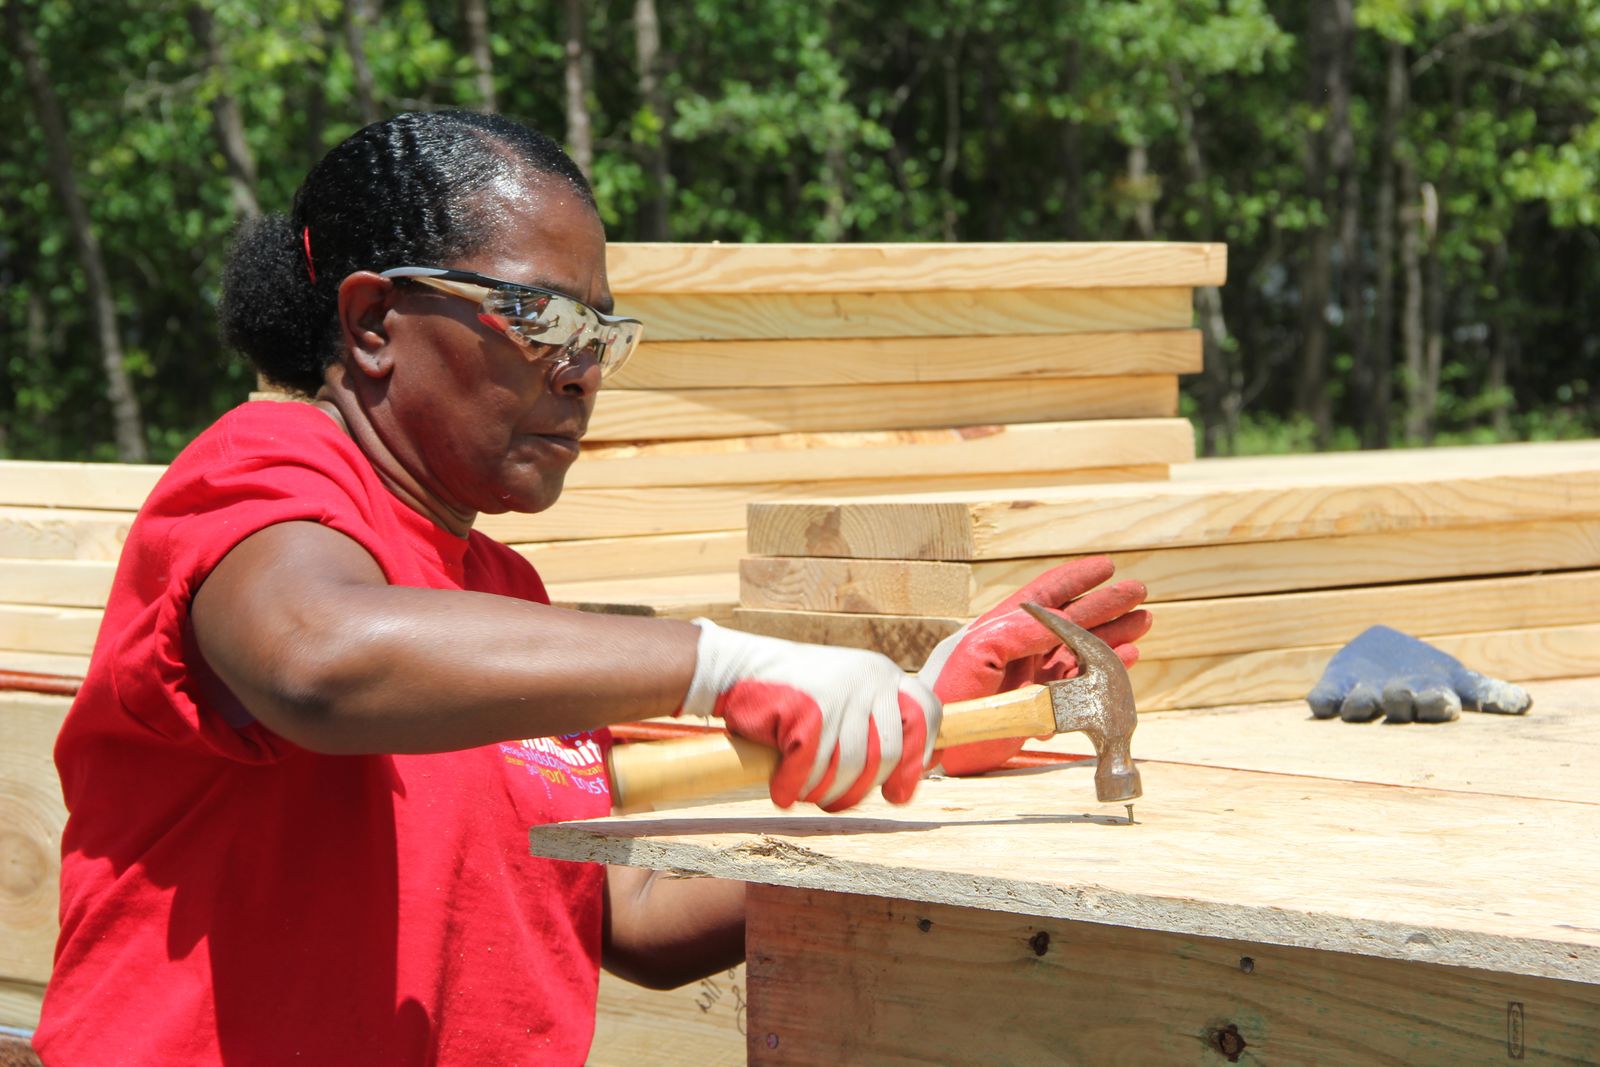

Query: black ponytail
left=219, top=111, right=593, bottom=395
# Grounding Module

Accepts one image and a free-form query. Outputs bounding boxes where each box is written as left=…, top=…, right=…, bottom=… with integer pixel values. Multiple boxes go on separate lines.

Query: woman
left=35, top=111, right=1148, bottom=1065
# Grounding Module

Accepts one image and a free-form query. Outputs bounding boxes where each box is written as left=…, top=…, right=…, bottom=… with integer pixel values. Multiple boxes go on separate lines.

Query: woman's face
left=372, top=179, right=614, bottom=521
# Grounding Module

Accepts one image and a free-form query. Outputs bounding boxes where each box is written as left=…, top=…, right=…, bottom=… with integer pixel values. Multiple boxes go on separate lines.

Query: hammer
left=605, top=603, right=1142, bottom=810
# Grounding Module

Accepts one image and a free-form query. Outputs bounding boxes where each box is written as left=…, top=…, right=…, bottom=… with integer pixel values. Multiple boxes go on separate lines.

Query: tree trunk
left=344, top=0, right=380, bottom=126
left=1294, top=1, right=1337, bottom=448
left=1421, top=180, right=1444, bottom=443
left=1056, top=39, right=1082, bottom=241
left=7, top=0, right=147, bottom=461
left=563, top=0, right=593, bottom=179
left=1486, top=240, right=1513, bottom=437
left=462, top=0, right=496, bottom=112
left=1330, top=0, right=1364, bottom=448
left=1365, top=39, right=1406, bottom=448
left=1400, top=156, right=1426, bottom=442
left=1126, top=141, right=1156, bottom=239
left=187, top=3, right=261, bottom=219
left=633, top=0, right=671, bottom=239
left=938, top=33, right=963, bottom=241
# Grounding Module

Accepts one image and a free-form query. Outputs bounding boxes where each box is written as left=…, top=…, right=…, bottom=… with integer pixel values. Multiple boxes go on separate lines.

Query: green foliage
left=2, top=0, right=1597, bottom=460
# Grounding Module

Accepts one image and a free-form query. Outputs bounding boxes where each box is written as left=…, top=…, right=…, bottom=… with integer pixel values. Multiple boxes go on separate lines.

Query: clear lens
left=488, top=288, right=641, bottom=379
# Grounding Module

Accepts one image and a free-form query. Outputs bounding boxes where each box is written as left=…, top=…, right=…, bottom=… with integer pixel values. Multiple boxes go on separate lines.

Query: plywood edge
left=526, top=807, right=1598, bottom=984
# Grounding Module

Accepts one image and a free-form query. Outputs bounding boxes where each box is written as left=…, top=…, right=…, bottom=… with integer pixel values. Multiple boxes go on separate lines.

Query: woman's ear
left=337, top=272, right=398, bottom=379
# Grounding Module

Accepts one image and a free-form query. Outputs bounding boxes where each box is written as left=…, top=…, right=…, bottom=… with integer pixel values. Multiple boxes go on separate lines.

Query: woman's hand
left=918, top=556, right=1151, bottom=776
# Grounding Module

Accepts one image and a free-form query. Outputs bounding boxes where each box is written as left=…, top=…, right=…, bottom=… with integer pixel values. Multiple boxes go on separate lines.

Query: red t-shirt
left=36, top=402, right=614, bottom=1066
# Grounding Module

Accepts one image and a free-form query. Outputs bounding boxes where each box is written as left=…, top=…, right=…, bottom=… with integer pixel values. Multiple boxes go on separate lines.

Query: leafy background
left=3, top=0, right=1597, bottom=462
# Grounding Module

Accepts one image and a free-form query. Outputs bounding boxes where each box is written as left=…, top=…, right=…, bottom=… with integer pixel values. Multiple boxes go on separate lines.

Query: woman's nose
left=550, top=347, right=603, bottom=397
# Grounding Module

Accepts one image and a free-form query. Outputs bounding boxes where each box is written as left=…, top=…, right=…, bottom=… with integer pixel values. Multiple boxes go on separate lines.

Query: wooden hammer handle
left=606, top=683, right=1055, bottom=810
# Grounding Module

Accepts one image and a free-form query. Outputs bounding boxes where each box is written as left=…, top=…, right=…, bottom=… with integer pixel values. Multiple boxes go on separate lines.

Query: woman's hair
left=219, top=111, right=593, bottom=394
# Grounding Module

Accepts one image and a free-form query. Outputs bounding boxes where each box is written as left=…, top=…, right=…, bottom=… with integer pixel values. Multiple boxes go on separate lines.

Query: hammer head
left=1021, top=602, right=1142, bottom=803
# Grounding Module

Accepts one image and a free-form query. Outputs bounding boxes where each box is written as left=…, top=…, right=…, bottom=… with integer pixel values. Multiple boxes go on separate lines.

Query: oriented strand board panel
left=528, top=760, right=1600, bottom=983
left=587, top=376, right=1178, bottom=440
left=513, top=531, right=748, bottom=584
left=572, top=419, right=1193, bottom=488
left=606, top=242, right=1227, bottom=293
left=1130, top=623, right=1600, bottom=711
left=0, top=507, right=132, bottom=562
left=0, top=559, right=115, bottom=609
left=482, top=467, right=1167, bottom=544
left=620, top=287, right=1195, bottom=342
left=1039, top=676, right=1600, bottom=804
left=0, top=692, right=70, bottom=1003
left=0, top=461, right=163, bottom=511
left=745, top=885, right=1600, bottom=1066
left=739, top=518, right=1600, bottom=616
left=747, top=464, right=1600, bottom=561
left=608, top=330, right=1202, bottom=389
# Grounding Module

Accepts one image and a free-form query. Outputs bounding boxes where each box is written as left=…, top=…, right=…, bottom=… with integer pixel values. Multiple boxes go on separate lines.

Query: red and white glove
left=683, top=619, right=942, bottom=811
left=917, top=556, right=1151, bottom=776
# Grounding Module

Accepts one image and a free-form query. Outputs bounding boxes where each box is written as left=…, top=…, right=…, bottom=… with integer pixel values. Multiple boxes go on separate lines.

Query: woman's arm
left=602, top=866, right=746, bottom=990
left=191, top=520, right=701, bottom=754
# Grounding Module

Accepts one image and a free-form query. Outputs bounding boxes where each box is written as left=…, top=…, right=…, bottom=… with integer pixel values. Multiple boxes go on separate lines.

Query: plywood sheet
left=587, top=376, right=1178, bottom=440
left=606, top=242, right=1227, bottom=293
left=571, top=419, right=1192, bottom=488
left=608, top=330, right=1202, bottom=389
left=1038, top=676, right=1600, bottom=804
left=528, top=759, right=1600, bottom=982
left=746, top=464, right=1600, bottom=561
left=620, top=287, right=1195, bottom=342
left=738, top=518, right=1600, bottom=616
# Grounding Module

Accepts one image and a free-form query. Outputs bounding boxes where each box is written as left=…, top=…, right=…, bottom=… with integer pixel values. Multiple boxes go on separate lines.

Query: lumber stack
left=734, top=439, right=1600, bottom=710
left=0, top=242, right=1221, bottom=671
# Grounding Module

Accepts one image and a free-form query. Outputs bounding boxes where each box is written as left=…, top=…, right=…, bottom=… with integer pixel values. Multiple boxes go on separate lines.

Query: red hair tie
left=302, top=226, right=317, bottom=284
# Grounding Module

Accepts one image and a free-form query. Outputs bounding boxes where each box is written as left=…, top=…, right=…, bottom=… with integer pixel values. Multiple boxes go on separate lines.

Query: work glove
left=918, top=556, right=1151, bottom=776
left=1307, top=625, right=1532, bottom=723
left=683, top=619, right=942, bottom=811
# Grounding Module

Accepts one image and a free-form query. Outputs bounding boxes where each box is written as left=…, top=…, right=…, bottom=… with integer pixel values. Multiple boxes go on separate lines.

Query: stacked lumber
left=0, top=242, right=1220, bottom=670
left=735, top=439, right=1600, bottom=710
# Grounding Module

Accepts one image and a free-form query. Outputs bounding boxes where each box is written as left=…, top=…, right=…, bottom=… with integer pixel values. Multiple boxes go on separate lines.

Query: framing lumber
left=0, top=461, right=163, bottom=511
left=481, top=467, right=1168, bottom=544
left=546, top=572, right=740, bottom=624
left=606, top=242, right=1228, bottom=293
left=741, top=517, right=1600, bottom=615
left=527, top=760, right=1600, bottom=983
left=0, top=507, right=132, bottom=561
left=512, top=531, right=747, bottom=584
left=746, top=464, right=1600, bottom=561
left=0, top=692, right=69, bottom=1001
left=744, top=886, right=1600, bottom=1066
left=1131, top=623, right=1600, bottom=711
left=590, top=969, right=745, bottom=1067
left=572, top=419, right=1191, bottom=488
left=607, top=330, right=1202, bottom=389
left=587, top=376, right=1178, bottom=440
left=1176, top=437, right=1600, bottom=483
left=0, top=558, right=115, bottom=609
left=0, top=605, right=102, bottom=657
left=0, top=651, right=89, bottom=678
left=619, top=287, right=1195, bottom=342
left=729, top=608, right=963, bottom=669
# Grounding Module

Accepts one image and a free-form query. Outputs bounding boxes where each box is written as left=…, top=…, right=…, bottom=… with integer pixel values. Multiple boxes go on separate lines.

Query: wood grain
left=589, top=968, right=746, bottom=1067
left=0, top=693, right=69, bottom=998
left=619, top=287, right=1196, bottom=342
left=0, top=559, right=114, bottom=609
left=587, top=376, right=1179, bottom=440
left=527, top=759, right=1600, bottom=982
left=0, top=508, right=132, bottom=562
left=607, top=330, right=1202, bottom=389
left=745, top=885, right=1600, bottom=1066
left=0, top=606, right=102, bottom=657
left=0, top=461, right=162, bottom=511
left=512, top=531, right=748, bottom=584
left=606, top=242, right=1227, bottom=293
left=546, top=572, right=741, bottom=624
left=729, top=608, right=964, bottom=669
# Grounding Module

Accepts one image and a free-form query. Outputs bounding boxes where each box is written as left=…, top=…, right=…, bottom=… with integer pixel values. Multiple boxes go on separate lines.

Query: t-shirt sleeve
left=105, top=406, right=399, bottom=763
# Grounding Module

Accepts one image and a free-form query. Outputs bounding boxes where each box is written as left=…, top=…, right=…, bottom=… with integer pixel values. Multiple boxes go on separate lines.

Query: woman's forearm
left=602, top=866, right=747, bottom=990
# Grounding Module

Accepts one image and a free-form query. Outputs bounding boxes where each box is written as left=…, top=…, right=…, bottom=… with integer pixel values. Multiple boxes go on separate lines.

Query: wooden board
left=0, top=508, right=132, bottom=562
left=571, top=419, right=1193, bottom=488
left=483, top=467, right=1168, bottom=544
left=745, top=885, right=1600, bottom=1066
left=746, top=464, right=1600, bottom=561
left=512, top=531, right=748, bottom=584
left=0, top=606, right=103, bottom=657
left=606, top=242, right=1227, bottom=293
left=619, top=287, right=1195, bottom=342
left=608, top=330, right=1202, bottom=389
left=0, top=461, right=163, bottom=511
left=586, top=376, right=1178, bottom=440
left=1037, top=676, right=1600, bottom=804
left=0, top=693, right=69, bottom=1003
left=527, top=759, right=1600, bottom=983
left=730, top=608, right=963, bottom=669
left=1174, top=438, right=1600, bottom=482
left=1131, top=623, right=1600, bottom=711
left=590, top=968, right=746, bottom=1067
left=0, top=652, right=89, bottom=679
left=547, top=572, right=741, bottom=625
left=0, top=559, right=115, bottom=610
left=739, top=517, right=1600, bottom=616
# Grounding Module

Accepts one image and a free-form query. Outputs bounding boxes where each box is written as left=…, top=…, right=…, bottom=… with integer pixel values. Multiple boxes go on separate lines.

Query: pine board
left=739, top=518, right=1600, bottom=615
left=0, top=559, right=115, bottom=609
left=0, top=461, right=163, bottom=511
left=606, top=242, right=1227, bottom=293
left=0, top=606, right=103, bottom=657
left=546, top=572, right=741, bottom=625
left=1131, top=623, right=1600, bottom=711
left=529, top=759, right=1600, bottom=982
left=0, top=508, right=133, bottom=562
left=1176, top=438, right=1600, bottom=483
left=746, top=465, right=1600, bottom=561
left=0, top=652, right=89, bottom=679
left=0, top=693, right=69, bottom=994
left=618, top=287, right=1195, bottom=342
left=1037, top=675, right=1600, bottom=804
left=512, top=531, right=748, bottom=584
left=0, top=980, right=43, bottom=1033
left=482, top=467, right=1167, bottom=544
left=586, top=376, right=1178, bottom=440
left=607, top=330, right=1202, bottom=389
left=745, top=885, right=1600, bottom=1066
left=589, top=968, right=746, bottom=1067
left=729, top=608, right=963, bottom=669
left=571, top=418, right=1193, bottom=488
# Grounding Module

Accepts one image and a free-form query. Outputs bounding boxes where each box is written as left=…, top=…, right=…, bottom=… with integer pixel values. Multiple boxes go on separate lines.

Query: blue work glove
left=1307, top=626, right=1532, bottom=723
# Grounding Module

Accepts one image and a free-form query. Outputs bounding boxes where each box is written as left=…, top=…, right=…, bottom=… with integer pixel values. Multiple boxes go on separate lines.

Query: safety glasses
left=380, top=266, right=643, bottom=380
